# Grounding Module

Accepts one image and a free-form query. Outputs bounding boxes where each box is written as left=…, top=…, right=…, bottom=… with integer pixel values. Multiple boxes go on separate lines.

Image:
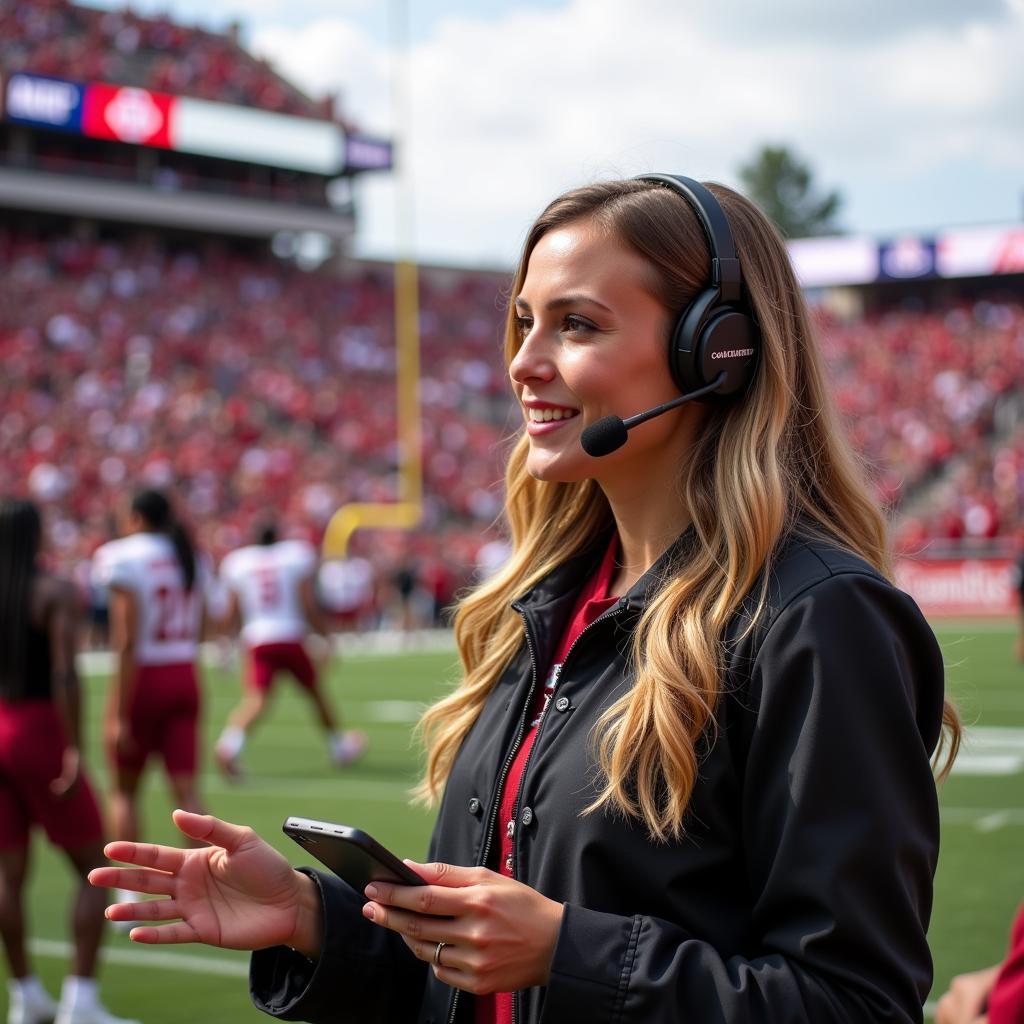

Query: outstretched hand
left=89, top=810, right=322, bottom=956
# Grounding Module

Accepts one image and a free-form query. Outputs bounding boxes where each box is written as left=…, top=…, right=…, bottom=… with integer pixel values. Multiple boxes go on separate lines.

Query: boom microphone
left=580, top=372, right=727, bottom=457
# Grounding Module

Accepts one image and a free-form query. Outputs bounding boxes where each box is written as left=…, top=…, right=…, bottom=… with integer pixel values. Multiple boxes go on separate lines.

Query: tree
left=737, top=145, right=843, bottom=238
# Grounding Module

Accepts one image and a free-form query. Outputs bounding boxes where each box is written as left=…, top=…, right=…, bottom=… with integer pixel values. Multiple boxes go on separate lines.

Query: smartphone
left=282, top=816, right=425, bottom=893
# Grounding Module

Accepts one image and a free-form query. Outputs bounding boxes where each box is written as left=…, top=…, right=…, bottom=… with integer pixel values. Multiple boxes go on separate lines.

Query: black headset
left=635, top=174, right=760, bottom=400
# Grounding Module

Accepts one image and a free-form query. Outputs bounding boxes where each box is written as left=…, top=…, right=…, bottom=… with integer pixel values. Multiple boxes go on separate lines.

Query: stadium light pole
left=323, top=0, right=423, bottom=559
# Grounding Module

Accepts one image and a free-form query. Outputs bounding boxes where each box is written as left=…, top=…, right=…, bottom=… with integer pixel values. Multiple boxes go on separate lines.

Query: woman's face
left=509, top=217, right=702, bottom=487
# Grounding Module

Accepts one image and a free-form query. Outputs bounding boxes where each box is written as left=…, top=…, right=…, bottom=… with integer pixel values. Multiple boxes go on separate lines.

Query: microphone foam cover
left=581, top=416, right=629, bottom=457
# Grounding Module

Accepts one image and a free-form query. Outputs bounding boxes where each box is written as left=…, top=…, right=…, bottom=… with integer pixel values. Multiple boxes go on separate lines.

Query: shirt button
left=506, top=819, right=515, bottom=838
left=504, top=854, right=513, bottom=872
left=521, top=806, right=534, bottom=826
left=468, top=798, right=481, bottom=816
left=554, top=696, right=570, bottom=712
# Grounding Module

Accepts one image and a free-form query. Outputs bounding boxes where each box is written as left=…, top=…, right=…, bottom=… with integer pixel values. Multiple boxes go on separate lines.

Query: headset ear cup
left=696, top=310, right=759, bottom=397
left=669, top=288, right=719, bottom=393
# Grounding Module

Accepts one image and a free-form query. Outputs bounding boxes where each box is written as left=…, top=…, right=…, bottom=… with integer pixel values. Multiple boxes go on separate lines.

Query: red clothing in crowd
left=990, top=904, right=1024, bottom=1024
left=475, top=536, right=620, bottom=1024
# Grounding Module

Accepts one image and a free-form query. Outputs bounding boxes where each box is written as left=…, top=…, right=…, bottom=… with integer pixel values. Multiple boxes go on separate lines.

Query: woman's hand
left=50, top=746, right=81, bottom=797
left=88, top=809, right=323, bottom=957
left=361, top=862, right=564, bottom=995
left=935, top=964, right=999, bottom=1024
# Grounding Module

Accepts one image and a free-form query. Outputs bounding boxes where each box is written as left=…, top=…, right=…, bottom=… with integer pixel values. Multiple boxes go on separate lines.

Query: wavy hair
left=417, top=179, right=960, bottom=839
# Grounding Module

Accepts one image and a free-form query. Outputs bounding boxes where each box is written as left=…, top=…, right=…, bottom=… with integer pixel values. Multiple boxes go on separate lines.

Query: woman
left=0, top=498, right=137, bottom=1024
left=91, top=176, right=959, bottom=1023
left=91, top=489, right=208, bottom=893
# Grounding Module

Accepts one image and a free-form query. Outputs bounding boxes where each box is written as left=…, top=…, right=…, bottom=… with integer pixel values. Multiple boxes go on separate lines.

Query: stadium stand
left=4, top=211, right=1023, bottom=620
left=0, top=0, right=330, bottom=118
left=0, top=222, right=511, bottom=622
left=817, top=299, right=1024, bottom=544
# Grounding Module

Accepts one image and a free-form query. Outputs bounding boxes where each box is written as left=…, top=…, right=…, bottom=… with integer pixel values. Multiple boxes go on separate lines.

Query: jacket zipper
left=444, top=597, right=631, bottom=1024
left=445, top=605, right=541, bottom=1024
left=507, top=600, right=628, bottom=1024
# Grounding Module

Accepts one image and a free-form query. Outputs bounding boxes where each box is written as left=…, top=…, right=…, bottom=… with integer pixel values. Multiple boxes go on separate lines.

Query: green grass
left=5, top=625, right=1023, bottom=1022
left=928, top=622, right=1024, bottom=1013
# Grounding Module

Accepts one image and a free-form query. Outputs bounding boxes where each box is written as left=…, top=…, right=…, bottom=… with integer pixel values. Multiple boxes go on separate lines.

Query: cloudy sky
left=90, top=0, right=1024, bottom=268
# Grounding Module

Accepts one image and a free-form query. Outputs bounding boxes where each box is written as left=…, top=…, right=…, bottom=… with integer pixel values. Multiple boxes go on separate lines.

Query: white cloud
left=237, top=0, right=372, bottom=22
left=250, top=0, right=1024, bottom=265
left=250, top=18, right=390, bottom=132
left=685, top=0, right=1011, bottom=42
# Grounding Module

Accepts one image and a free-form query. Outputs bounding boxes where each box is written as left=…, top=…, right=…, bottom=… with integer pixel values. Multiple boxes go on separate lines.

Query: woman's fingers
left=107, top=897, right=180, bottom=922
left=171, top=809, right=255, bottom=852
left=399, top=934, right=470, bottom=971
left=364, top=901, right=462, bottom=944
left=127, top=921, right=202, bottom=945
left=404, top=861, right=487, bottom=887
left=90, top=867, right=175, bottom=897
left=397, top=937, right=480, bottom=993
left=102, top=840, right=187, bottom=874
left=364, top=876, right=476, bottom=917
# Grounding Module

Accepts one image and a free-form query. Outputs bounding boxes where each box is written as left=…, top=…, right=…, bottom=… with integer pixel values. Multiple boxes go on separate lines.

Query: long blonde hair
left=418, top=179, right=960, bottom=839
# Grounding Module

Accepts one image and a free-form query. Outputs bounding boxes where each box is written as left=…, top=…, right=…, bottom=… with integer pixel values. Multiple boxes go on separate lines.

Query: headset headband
left=635, top=173, right=742, bottom=304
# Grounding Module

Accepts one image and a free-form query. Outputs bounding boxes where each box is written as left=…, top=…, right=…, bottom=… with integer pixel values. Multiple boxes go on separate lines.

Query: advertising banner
left=877, top=236, right=938, bottom=280
left=81, top=81, right=174, bottom=147
left=172, top=97, right=345, bottom=175
left=895, top=558, right=1017, bottom=617
left=937, top=225, right=1024, bottom=278
left=3, top=72, right=350, bottom=176
left=788, top=235, right=879, bottom=288
left=344, top=134, right=393, bottom=172
left=4, top=72, right=84, bottom=132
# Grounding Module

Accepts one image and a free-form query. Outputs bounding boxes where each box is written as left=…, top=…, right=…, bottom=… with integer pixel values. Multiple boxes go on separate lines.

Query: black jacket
left=250, top=530, right=944, bottom=1023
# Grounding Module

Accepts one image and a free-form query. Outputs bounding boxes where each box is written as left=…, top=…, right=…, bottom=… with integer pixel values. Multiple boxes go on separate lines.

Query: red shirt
left=990, top=904, right=1024, bottom=1024
left=475, top=537, right=620, bottom=1024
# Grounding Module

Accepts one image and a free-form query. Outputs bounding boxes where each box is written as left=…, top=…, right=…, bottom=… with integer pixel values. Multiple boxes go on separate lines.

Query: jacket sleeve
left=249, top=868, right=427, bottom=1023
left=543, top=571, right=944, bottom=1023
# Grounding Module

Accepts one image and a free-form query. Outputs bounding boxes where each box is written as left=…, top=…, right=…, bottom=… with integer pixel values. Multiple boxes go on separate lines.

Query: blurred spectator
left=317, top=556, right=376, bottom=632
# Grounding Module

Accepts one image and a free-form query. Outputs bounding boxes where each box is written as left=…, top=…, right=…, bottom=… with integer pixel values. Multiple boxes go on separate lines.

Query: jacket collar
left=512, top=524, right=697, bottom=618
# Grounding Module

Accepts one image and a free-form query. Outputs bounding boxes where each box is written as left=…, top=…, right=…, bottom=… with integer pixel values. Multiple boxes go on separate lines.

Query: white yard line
left=949, top=726, right=1024, bottom=776
left=77, top=631, right=456, bottom=676
left=82, top=766, right=415, bottom=800
left=975, top=811, right=1012, bottom=832
left=28, top=938, right=248, bottom=977
left=941, top=807, right=1024, bottom=829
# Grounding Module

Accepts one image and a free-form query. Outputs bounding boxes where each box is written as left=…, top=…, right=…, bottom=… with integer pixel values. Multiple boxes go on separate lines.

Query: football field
left=5, top=623, right=1023, bottom=1023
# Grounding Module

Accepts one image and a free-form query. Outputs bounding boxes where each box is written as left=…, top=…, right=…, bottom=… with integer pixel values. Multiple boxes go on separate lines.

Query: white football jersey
left=220, top=540, right=317, bottom=646
left=92, top=533, right=205, bottom=666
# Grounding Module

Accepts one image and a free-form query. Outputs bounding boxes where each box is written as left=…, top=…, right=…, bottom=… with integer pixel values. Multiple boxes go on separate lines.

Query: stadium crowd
left=818, top=300, right=1024, bottom=552
left=0, top=225, right=511, bottom=627
left=2, top=221, right=1024, bottom=623
left=0, top=0, right=329, bottom=119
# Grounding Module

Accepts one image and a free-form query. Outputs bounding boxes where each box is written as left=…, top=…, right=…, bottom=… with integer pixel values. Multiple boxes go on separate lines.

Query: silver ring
left=433, top=941, right=448, bottom=967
